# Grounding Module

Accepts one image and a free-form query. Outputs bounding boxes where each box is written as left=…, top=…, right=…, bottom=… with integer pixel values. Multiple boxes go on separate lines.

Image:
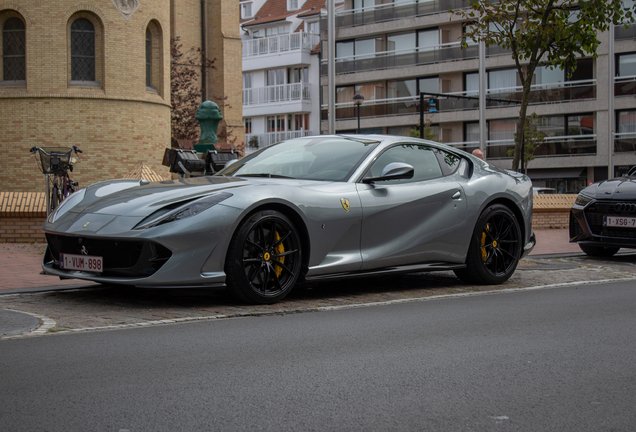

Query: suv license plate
left=60, top=253, right=103, bottom=273
left=604, top=216, right=636, bottom=228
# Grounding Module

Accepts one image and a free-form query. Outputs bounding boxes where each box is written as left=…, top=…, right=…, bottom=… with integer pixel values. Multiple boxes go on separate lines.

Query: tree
left=507, top=112, right=545, bottom=174
left=455, top=0, right=634, bottom=171
left=410, top=116, right=438, bottom=141
left=171, top=37, right=221, bottom=144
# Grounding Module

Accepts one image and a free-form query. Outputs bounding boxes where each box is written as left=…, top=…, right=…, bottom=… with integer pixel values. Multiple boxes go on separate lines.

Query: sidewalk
left=0, top=229, right=580, bottom=292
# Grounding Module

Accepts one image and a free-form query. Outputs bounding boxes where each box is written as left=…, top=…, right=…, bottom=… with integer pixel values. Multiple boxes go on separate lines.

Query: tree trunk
left=512, top=79, right=532, bottom=172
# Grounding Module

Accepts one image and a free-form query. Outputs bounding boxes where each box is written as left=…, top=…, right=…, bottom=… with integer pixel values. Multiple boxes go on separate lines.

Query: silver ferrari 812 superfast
left=41, top=135, right=536, bottom=303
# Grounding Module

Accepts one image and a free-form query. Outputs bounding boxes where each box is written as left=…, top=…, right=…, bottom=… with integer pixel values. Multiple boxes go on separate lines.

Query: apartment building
left=240, top=0, right=325, bottom=154
left=319, top=0, right=636, bottom=193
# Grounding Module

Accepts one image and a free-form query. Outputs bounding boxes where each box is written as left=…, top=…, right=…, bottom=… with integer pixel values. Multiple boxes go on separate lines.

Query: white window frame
left=241, top=2, right=253, bottom=19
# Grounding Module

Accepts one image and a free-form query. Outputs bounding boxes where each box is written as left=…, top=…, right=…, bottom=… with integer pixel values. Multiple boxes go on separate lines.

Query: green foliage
left=454, top=0, right=634, bottom=171
left=507, top=113, right=545, bottom=165
left=410, top=116, right=438, bottom=141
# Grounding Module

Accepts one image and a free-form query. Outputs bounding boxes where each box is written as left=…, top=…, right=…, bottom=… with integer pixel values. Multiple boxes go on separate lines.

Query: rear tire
left=50, top=186, right=59, bottom=211
left=578, top=244, right=620, bottom=257
left=454, top=204, right=522, bottom=285
left=225, top=210, right=302, bottom=304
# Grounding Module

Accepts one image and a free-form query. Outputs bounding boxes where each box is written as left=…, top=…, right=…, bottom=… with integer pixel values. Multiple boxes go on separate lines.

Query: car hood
left=68, top=176, right=304, bottom=217
left=582, top=177, right=636, bottom=200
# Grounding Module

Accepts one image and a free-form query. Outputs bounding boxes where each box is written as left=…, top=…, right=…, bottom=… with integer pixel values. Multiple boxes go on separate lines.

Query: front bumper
left=570, top=201, right=636, bottom=249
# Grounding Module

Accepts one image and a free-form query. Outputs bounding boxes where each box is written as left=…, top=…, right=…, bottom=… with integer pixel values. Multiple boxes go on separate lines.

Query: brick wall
left=0, top=192, right=46, bottom=242
left=531, top=194, right=577, bottom=230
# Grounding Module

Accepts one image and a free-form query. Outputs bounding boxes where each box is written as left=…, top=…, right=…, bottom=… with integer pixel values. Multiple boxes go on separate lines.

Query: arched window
left=71, top=18, right=95, bottom=82
left=146, top=27, right=152, bottom=88
left=3, top=17, right=25, bottom=81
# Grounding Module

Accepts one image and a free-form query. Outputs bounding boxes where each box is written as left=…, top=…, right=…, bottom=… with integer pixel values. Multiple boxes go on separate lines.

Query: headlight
left=574, top=193, right=593, bottom=207
left=48, top=188, right=86, bottom=223
left=134, top=192, right=232, bottom=230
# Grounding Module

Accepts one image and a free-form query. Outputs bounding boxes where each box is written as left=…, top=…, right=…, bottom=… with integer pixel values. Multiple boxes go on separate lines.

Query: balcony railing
left=447, top=135, right=597, bottom=159
left=615, top=23, right=636, bottom=41
left=615, top=75, right=636, bottom=97
left=615, top=132, right=636, bottom=152
left=333, top=0, right=470, bottom=28
left=242, top=33, right=320, bottom=58
left=320, top=80, right=597, bottom=120
left=245, top=130, right=315, bottom=154
left=243, top=83, right=311, bottom=106
left=320, top=42, right=510, bottom=75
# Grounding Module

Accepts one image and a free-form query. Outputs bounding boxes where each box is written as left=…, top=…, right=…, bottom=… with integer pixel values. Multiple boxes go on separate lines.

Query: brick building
left=0, top=0, right=243, bottom=193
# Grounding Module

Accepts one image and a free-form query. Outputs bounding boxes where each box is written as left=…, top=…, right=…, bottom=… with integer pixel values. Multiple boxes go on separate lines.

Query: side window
left=366, top=144, right=443, bottom=183
left=70, top=18, right=95, bottom=82
left=436, top=150, right=461, bottom=176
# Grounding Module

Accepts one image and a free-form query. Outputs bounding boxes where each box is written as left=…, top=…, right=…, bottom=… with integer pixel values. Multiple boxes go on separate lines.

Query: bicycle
left=30, top=145, right=83, bottom=215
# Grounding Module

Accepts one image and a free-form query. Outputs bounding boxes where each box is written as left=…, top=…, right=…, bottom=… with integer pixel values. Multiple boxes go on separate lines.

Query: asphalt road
left=1, top=281, right=635, bottom=432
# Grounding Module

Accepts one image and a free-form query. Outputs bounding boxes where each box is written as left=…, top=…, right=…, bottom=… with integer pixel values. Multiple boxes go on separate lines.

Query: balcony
left=615, top=23, right=636, bottom=41
left=243, top=83, right=312, bottom=117
left=615, top=132, right=636, bottom=152
left=321, top=80, right=597, bottom=121
left=245, top=130, right=315, bottom=155
left=242, top=33, right=320, bottom=71
left=320, top=43, right=510, bottom=76
left=332, top=0, right=469, bottom=28
left=447, top=135, right=597, bottom=159
left=615, top=76, right=636, bottom=97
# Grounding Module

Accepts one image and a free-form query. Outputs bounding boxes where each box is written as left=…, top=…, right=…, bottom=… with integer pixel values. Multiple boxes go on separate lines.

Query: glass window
left=336, top=85, right=355, bottom=104
left=289, top=0, right=299, bottom=11
left=465, top=123, right=480, bottom=142
left=534, top=66, right=564, bottom=87
left=336, top=41, right=354, bottom=60
left=242, top=72, right=252, bottom=88
left=145, top=28, right=152, bottom=88
left=419, top=77, right=439, bottom=95
left=353, top=0, right=375, bottom=10
left=387, top=33, right=416, bottom=54
left=618, top=53, right=636, bottom=77
left=241, top=2, right=252, bottom=18
left=71, top=18, right=96, bottom=82
left=488, top=69, right=517, bottom=93
left=354, top=38, right=377, bottom=59
left=418, top=29, right=438, bottom=51
left=489, top=119, right=516, bottom=142
left=2, top=17, right=26, bottom=81
left=387, top=79, right=416, bottom=99
left=367, top=145, right=443, bottom=182
left=465, top=73, right=478, bottom=95
left=244, top=118, right=252, bottom=134
left=568, top=115, right=594, bottom=135
left=267, top=68, right=285, bottom=86
left=308, top=21, right=319, bottom=34
left=618, top=110, right=636, bottom=133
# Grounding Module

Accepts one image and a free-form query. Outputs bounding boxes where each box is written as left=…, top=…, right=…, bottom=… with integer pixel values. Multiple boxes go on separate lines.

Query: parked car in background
left=533, top=187, right=556, bottom=195
left=570, top=166, right=636, bottom=256
left=40, top=135, right=536, bottom=304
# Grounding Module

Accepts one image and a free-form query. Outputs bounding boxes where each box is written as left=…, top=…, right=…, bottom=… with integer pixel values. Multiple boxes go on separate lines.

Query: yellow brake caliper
left=481, top=224, right=490, bottom=261
left=273, top=232, right=285, bottom=278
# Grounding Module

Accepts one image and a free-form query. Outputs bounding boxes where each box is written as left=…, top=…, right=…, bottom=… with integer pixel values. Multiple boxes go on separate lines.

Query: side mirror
left=363, top=162, right=414, bottom=183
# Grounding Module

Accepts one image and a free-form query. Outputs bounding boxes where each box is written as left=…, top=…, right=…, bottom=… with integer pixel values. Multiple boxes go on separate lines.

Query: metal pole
left=357, top=104, right=361, bottom=134
left=479, top=39, right=486, bottom=158
left=328, top=0, right=336, bottom=134
left=420, top=93, right=424, bottom=139
left=201, top=0, right=207, bottom=101
left=608, top=24, right=615, bottom=180
left=45, top=174, right=50, bottom=217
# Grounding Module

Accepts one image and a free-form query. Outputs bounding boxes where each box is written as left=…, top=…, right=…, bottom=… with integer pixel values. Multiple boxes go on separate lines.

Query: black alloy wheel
left=454, top=204, right=522, bottom=285
left=225, top=210, right=302, bottom=304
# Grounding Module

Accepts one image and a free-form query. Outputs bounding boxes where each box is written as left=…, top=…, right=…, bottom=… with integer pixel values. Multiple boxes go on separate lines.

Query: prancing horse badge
left=340, top=198, right=350, bottom=212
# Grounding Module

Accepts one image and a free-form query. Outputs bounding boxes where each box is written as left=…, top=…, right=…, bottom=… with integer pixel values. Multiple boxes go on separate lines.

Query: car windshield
left=216, top=137, right=378, bottom=181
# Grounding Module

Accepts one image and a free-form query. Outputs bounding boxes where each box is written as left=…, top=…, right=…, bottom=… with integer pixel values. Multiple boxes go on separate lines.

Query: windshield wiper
left=237, top=173, right=295, bottom=179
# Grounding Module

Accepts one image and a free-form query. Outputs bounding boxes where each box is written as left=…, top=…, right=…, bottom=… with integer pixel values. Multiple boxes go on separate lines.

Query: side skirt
left=304, top=262, right=466, bottom=282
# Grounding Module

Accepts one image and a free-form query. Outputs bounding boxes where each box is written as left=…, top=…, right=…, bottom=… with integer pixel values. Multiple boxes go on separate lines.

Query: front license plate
left=60, top=253, right=103, bottom=273
left=604, top=216, right=636, bottom=228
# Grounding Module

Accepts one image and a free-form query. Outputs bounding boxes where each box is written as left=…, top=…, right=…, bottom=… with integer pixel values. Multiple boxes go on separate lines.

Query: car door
left=356, top=144, right=468, bottom=270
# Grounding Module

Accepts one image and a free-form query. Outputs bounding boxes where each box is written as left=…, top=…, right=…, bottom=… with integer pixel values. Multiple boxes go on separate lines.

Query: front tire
left=579, top=244, right=620, bottom=257
left=454, top=204, right=522, bottom=285
left=225, top=210, right=302, bottom=304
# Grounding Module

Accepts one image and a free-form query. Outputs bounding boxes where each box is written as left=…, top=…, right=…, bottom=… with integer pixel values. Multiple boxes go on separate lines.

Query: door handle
left=452, top=191, right=461, bottom=200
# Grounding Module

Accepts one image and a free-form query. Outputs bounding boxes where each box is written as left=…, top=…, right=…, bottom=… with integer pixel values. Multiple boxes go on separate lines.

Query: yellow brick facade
left=0, top=0, right=243, bottom=193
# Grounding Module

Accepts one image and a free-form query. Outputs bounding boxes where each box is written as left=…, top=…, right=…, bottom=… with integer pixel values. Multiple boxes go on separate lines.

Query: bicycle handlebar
left=72, top=145, right=83, bottom=154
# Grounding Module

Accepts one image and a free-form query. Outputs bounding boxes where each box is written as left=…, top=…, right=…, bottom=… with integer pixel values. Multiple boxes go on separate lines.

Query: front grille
left=584, top=200, right=636, bottom=239
left=46, top=234, right=172, bottom=277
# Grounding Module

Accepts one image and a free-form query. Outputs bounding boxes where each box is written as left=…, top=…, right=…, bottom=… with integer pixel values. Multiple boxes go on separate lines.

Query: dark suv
left=570, top=166, right=636, bottom=256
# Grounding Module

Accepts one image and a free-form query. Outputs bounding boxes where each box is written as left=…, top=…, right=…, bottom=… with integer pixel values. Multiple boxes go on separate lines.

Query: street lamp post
left=353, top=93, right=364, bottom=134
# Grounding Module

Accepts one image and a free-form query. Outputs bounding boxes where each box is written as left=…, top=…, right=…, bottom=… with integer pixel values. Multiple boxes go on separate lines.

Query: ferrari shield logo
left=340, top=198, right=350, bottom=212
